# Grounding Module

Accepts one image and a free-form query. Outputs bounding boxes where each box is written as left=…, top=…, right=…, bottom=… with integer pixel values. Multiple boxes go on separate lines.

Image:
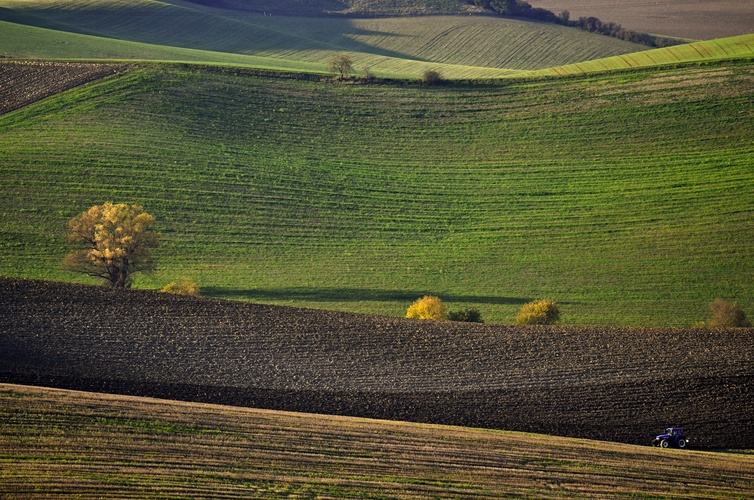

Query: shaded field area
left=3, top=384, right=753, bottom=499
left=0, top=60, right=126, bottom=115
left=530, top=0, right=754, bottom=40
left=1, top=278, right=752, bottom=449
left=0, top=0, right=646, bottom=78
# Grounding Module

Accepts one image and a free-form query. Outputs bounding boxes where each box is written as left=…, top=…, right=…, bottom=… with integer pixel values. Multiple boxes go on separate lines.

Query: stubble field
left=2, top=277, right=752, bottom=450
left=529, top=0, right=754, bottom=40
left=2, top=383, right=753, bottom=498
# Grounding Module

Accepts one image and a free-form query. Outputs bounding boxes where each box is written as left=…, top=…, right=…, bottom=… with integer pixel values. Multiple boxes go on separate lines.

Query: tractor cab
left=652, top=427, right=688, bottom=448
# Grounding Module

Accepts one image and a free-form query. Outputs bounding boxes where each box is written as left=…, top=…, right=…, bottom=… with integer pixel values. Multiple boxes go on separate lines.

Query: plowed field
left=0, top=61, right=126, bottom=115
left=529, top=0, right=754, bottom=40
left=1, top=277, right=752, bottom=448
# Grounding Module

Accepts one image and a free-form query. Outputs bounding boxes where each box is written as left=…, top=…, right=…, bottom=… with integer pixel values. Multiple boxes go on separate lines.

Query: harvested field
left=1, top=277, right=753, bottom=449
left=2, top=383, right=753, bottom=499
left=0, top=60, right=126, bottom=115
left=529, top=0, right=754, bottom=40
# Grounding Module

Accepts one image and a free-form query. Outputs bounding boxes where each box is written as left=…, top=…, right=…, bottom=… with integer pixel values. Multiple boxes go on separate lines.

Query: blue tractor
left=652, top=427, right=688, bottom=448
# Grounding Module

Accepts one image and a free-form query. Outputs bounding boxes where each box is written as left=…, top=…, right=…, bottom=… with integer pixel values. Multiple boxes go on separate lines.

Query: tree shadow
left=202, top=286, right=533, bottom=305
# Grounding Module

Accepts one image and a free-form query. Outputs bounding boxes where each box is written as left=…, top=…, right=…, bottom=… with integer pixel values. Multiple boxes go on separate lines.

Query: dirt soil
left=0, top=61, right=126, bottom=115
left=1, top=277, right=752, bottom=448
left=529, top=0, right=754, bottom=40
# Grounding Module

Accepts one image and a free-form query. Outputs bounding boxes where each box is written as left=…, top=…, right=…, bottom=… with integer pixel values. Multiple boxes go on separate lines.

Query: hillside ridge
left=4, top=382, right=753, bottom=498
left=2, top=277, right=752, bottom=448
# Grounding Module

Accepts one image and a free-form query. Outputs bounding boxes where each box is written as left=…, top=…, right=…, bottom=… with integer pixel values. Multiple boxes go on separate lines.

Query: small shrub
left=161, top=278, right=200, bottom=296
left=406, top=295, right=448, bottom=321
left=327, top=52, right=352, bottom=80
left=448, top=308, right=483, bottom=323
left=516, top=299, right=560, bottom=325
left=707, top=298, right=750, bottom=327
left=422, top=69, right=443, bottom=85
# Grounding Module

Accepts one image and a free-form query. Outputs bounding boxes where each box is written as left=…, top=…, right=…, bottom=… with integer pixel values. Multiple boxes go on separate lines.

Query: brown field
left=2, top=278, right=753, bottom=450
left=2, top=383, right=753, bottom=499
left=529, top=0, right=754, bottom=40
left=0, top=61, right=126, bottom=115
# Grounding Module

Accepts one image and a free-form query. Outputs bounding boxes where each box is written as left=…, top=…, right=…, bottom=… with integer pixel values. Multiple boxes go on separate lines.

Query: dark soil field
left=1, top=277, right=752, bottom=449
left=0, top=61, right=126, bottom=115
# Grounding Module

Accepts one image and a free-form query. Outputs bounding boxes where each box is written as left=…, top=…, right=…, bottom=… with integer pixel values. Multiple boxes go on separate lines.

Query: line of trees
left=468, top=0, right=678, bottom=48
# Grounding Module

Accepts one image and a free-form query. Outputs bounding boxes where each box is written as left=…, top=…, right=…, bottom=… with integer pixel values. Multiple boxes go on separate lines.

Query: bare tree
left=327, top=52, right=353, bottom=80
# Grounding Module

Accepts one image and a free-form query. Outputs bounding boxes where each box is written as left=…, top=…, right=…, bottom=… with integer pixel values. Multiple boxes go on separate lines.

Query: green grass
left=2, top=383, right=753, bottom=499
left=1, top=60, right=752, bottom=326
left=523, top=33, right=754, bottom=76
left=0, top=0, right=648, bottom=78
left=0, top=20, right=328, bottom=73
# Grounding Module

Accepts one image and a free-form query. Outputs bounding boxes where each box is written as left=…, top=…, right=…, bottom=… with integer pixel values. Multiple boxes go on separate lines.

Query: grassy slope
left=4, top=384, right=752, bottom=499
left=1, top=60, right=753, bottom=326
left=524, top=33, right=754, bottom=77
left=0, top=20, right=328, bottom=73
left=0, top=0, right=647, bottom=78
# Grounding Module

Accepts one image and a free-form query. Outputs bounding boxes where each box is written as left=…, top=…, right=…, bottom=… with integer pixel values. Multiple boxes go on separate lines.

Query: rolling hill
left=529, top=0, right=754, bottom=41
left=1, top=57, right=753, bottom=325
left=2, top=277, right=753, bottom=450
left=2, top=382, right=753, bottom=498
left=0, top=0, right=648, bottom=78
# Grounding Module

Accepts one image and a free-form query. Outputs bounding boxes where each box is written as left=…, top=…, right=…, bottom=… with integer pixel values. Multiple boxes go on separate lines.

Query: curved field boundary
left=2, top=383, right=753, bottom=498
left=0, top=60, right=127, bottom=115
left=528, top=0, right=754, bottom=41
left=522, top=33, right=754, bottom=77
left=1, top=278, right=752, bottom=449
left=0, top=0, right=647, bottom=77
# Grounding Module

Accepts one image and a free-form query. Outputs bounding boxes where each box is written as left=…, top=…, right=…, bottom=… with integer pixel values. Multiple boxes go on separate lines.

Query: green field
left=2, top=383, right=753, bottom=498
left=1, top=59, right=752, bottom=325
left=524, top=33, right=754, bottom=76
left=0, top=0, right=649, bottom=78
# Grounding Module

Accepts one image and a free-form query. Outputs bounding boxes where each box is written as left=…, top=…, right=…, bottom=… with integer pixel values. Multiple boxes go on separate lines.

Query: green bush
left=406, top=295, right=447, bottom=321
left=707, top=298, right=750, bottom=327
left=422, top=69, right=443, bottom=85
left=448, top=308, right=483, bottom=323
left=516, top=299, right=560, bottom=325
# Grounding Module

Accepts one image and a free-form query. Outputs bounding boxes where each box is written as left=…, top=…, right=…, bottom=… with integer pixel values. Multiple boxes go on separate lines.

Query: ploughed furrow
left=1, top=277, right=752, bottom=448
left=0, top=60, right=127, bottom=115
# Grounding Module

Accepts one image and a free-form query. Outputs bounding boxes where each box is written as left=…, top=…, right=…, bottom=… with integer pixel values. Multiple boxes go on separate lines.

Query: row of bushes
left=406, top=296, right=560, bottom=325
left=158, top=281, right=749, bottom=327
left=405, top=295, right=751, bottom=327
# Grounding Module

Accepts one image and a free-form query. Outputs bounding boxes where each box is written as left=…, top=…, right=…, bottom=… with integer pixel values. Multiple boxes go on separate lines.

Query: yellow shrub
left=516, top=299, right=560, bottom=325
left=406, top=295, right=448, bottom=321
left=161, top=278, right=200, bottom=296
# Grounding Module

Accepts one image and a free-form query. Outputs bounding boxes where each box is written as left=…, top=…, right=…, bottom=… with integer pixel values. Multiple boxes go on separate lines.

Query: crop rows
left=2, top=60, right=753, bottom=324
left=529, top=0, right=754, bottom=40
left=0, top=0, right=646, bottom=77
left=3, top=383, right=753, bottom=498
left=1, top=277, right=753, bottom=449
left=527, top=33, right=754, bottom=77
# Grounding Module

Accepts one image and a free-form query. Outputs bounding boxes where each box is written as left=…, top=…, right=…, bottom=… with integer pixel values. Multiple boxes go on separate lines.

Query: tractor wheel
left=661, top=440, right=669, bottom=448
left=677, top=438, right=687, bottom=449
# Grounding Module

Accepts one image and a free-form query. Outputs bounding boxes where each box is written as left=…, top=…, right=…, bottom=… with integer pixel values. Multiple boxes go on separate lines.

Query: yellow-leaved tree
left=63, top=202, right=159, bottom=288
left=406, top=295, right=448, bottom=321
